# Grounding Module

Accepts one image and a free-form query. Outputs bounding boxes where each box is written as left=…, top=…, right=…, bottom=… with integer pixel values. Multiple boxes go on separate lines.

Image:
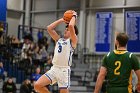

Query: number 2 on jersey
left=114, top=61, right=121, bottom=75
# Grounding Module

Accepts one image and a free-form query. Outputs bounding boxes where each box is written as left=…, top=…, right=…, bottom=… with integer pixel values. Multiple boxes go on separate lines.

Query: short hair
left=23, top=34, right=33, bottom=41
left=66, top=25, right=78, bottom=35
left=116, top=33, right=129, bottom=47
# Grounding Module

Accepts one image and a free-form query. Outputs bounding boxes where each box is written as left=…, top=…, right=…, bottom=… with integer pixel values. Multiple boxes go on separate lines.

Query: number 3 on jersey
left=114, top=61, right=121, bottom=75
left=58, top=44, right=62, bottom=53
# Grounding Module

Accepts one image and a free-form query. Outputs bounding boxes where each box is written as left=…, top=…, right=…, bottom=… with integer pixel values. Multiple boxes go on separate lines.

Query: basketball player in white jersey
left=34, top=11, right=78, bottom=93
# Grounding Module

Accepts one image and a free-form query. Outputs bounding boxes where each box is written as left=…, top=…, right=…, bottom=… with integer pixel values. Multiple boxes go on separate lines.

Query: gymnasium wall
left=85, top=0, right=140, bottom=52
left=7, top=11, right=22, bottom=36
left=7, top=0, right=22, bottom=10
left=7, top=0, right=23, bottom=36
left=6, top=0, right=140, bottom=53
left=32, top=0, right=57, bottom=28
left=32, top=0, right=80, bottom=36
left=126, top=0, right=140, bottom=6
left=91, top=0, right=140, bottom=7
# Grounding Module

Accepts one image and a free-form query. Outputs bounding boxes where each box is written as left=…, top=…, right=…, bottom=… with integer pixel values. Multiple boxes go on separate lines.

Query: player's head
left=0, top=22, right=3, bottom=27
left=7, top=77, right=13, bottom=83
left=23, top=34, right=33, bottom=44
left=36, top=67, right=41, bottom=74
left=115, top=33, right=129, bottom=48
left=64, top=25, right=78, bottom=38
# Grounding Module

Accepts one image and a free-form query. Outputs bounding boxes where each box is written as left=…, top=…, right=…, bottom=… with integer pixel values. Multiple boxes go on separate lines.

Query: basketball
left=63, top=10, right=73, bottom=22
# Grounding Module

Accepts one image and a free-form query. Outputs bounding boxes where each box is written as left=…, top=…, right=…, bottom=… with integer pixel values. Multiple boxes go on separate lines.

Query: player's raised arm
left=47, top=18, right=64, bottom=42
left=68, top=11, right=78, bottom=49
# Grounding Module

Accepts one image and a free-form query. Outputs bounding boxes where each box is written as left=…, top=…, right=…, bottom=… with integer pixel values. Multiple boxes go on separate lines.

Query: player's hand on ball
left=72, top=10, right=77, bottom=19
left=63, top=18, right=69, bottom=24
left=59, top=18, right=68, bottom=24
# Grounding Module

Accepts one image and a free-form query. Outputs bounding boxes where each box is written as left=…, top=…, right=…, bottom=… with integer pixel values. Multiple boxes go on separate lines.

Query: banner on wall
left=126, top=11, right=140, bottom=53
left=95, top=12, right=113, bottom=53
left=0, top=0, right=7, bottom=22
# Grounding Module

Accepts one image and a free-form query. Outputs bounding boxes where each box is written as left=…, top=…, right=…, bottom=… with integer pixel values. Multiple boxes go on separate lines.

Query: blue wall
left=0, top=0, right=7, bottom=22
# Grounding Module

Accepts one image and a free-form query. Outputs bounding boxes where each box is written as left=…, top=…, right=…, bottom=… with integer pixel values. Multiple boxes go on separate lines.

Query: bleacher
left=70, top=51, right=104, bottom=93
left=0, top=39, right=105, bottom=93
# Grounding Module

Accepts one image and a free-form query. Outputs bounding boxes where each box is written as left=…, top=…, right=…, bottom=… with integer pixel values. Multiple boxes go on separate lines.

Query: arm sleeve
left=102, top=55, right=107, bottom=68
left=131, top=54, right=140, bottom=71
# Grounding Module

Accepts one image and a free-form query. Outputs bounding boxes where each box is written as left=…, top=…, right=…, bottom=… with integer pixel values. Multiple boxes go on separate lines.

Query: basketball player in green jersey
left=94, top=33, right=140, bottom=93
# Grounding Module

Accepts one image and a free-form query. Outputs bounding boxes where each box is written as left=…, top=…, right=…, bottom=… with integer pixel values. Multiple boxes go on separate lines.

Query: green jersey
left=102, top=50, right=140, bottom=93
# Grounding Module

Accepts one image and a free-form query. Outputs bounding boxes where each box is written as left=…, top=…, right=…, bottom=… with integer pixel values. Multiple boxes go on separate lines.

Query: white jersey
left=52, top=38, right=74, bottom=67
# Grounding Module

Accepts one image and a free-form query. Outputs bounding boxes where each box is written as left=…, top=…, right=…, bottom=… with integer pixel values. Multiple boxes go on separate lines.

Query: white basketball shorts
left=45, top=66, right=71, bottom=89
